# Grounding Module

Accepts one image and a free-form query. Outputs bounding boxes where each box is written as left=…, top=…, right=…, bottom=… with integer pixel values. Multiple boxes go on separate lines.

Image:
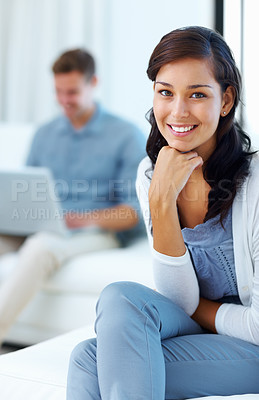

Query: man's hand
left=65, top=205, right=139, bottom=231
left=65, top=212, right=94, bottom=230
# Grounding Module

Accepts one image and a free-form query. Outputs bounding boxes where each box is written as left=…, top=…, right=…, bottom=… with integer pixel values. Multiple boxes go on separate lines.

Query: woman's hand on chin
left=149, top=146, right=203, bottom=207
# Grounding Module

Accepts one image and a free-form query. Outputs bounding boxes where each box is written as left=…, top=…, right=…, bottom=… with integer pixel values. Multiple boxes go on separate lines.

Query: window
left=224, top=0, right=259, bottom=147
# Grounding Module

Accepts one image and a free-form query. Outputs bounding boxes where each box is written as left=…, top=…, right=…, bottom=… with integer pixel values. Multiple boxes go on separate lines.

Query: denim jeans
left=67, top=281, right=259, bottom=400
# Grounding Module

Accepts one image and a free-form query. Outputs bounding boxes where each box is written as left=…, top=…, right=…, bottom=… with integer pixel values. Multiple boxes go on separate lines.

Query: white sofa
left=0, top=124, right=257, bottom=399
left=0, top=324, right=258, bottom=400
left=0, top=123, right=153, bottom=345
left=0, top=237, right=153, bottom=345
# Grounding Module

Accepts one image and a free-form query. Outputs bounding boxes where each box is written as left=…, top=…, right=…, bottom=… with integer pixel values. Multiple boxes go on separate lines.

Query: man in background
left=0, top=49, right=146, bottom=344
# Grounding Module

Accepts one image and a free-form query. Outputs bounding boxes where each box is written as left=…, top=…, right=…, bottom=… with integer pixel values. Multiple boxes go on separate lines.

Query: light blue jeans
left=67, top=282, right=259, bottom=399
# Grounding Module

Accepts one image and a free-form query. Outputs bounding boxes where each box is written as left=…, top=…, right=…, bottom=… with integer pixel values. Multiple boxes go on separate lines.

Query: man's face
left=54, top=71, right=97, bottom=121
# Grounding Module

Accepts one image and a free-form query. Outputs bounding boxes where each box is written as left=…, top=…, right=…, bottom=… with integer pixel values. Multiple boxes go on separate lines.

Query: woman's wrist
left=152, top=205, right=186, bottom=257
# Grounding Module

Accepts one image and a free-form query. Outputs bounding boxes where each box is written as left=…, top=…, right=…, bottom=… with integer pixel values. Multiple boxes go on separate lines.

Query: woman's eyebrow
left=187, top=84, right=213, bottom=89
left=155, top=81, right=173, bottom=88
left=155, top=81, right=213, bottom=89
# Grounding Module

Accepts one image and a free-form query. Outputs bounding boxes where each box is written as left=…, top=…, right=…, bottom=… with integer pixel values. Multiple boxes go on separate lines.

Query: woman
left=66, top=26, right=259, bottom=399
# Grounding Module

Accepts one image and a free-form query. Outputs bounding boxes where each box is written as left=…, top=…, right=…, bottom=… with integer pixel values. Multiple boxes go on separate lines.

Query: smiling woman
left=66, top=26, right=259, bottom=400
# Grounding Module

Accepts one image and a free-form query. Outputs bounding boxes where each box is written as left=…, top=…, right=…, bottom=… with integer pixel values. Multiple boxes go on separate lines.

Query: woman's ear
left=221, top=86, right=235, bottom=117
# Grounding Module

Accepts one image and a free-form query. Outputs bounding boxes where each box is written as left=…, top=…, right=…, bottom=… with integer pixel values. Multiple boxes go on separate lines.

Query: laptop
left=0, top=167, right=68, bottom=236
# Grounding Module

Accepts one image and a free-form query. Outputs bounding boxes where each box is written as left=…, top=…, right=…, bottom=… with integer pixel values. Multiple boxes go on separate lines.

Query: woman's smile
left=167, top=124, right=198, bottom=137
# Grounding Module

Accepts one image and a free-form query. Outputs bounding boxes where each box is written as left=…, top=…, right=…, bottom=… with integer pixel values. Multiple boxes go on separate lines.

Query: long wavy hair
left=146, top=26, right=254, bottom=223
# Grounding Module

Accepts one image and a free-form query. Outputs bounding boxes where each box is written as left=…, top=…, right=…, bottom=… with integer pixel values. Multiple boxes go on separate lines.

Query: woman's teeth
left=170, top=125, right=194, bottom=132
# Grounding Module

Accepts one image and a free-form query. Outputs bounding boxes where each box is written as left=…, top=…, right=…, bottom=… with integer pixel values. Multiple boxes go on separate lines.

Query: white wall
left=98, top=0, right=214, bottom=134
left=0, top=0, right=94, bottom=124
left=224, top=0, right=259, bottom=148
left=242, top=1, right=259, bottom=148
left=0, top=0, right=214, bottom=136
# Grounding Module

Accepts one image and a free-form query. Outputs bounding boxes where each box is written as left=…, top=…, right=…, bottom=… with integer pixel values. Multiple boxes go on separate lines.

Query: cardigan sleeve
left=215, top=275, right=259, bottom=345
left=215, top=156, right=259, bottom=345
left=136, top=157, right=199, bottom=315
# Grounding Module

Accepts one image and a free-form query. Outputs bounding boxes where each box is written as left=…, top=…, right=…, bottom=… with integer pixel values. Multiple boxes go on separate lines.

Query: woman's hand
left=149, top=146, right=203, bottom=207
left=191, top=297, right=222, bottom=333
left=149, top=146, right=203, bottom=257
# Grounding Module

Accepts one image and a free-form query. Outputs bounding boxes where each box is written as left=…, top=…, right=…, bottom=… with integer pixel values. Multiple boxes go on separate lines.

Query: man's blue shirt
left=26, top=104, right=146, bottom=244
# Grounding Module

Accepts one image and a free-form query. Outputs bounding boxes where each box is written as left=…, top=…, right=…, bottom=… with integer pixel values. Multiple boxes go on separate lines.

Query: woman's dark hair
left=146, top=26, right=254, bottom=223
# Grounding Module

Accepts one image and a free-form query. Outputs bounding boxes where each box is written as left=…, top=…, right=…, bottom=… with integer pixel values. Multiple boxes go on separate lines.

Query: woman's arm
left=214, top=248, right=259, bottom=344
left=214, top=285, right=259, bottom=345
left=191, top=298, right=222, bottom=332
left=136, top=152, right=202, bottom=315
left=210, top=165, right=259, bottom=345
left=149, top=146, right=203, bottom=256
left=152, top=251, right=200, bottom=316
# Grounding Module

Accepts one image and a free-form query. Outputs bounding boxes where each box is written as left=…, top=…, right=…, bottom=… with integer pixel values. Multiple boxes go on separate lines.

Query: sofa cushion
left=0, top=325, right=258, bottom=400
left=0, top=238, right=154, bottom=294
left=0, top=325, right=95, bottom=400
left=46, top=237, right=153, bottom=293
left=1, top=238, right=155, bottom=344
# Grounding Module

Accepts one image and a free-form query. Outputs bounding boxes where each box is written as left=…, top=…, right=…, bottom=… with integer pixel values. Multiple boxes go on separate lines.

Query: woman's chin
left=168, top=143, right=193, bottom=153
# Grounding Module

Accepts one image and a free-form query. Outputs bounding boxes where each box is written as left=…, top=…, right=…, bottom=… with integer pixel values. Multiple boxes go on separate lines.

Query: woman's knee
left=97, top=281, right=143, bottom=312
left=96, top=281, right=158, bottom=332
left=69, top=338, right=97, bottom=371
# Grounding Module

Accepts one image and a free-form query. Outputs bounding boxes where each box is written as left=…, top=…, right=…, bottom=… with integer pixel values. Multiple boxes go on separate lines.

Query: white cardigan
left=136, top=154, right=259, bottom=345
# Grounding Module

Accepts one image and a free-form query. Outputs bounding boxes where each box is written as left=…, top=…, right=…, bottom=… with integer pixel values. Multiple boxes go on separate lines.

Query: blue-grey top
left=182, top=208, right=239, bottom=301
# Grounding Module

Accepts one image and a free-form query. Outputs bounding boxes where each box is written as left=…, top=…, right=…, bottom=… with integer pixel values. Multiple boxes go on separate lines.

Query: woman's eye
left=191, top=92, right=206, bottom=99
left=159, top=90, right=172, bottom=97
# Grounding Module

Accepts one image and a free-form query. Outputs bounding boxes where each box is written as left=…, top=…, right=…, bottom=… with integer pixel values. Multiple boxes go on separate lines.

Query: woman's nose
left=171, top=97, right=189, bottom=119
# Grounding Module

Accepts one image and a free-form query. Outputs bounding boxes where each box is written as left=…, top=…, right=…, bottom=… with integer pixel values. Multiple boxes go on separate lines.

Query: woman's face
left=153, top=57, right=227, bottom=160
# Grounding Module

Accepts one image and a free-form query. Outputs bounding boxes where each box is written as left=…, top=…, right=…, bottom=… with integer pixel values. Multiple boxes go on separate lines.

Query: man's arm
left=65, top=204, right=139, bottom=231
